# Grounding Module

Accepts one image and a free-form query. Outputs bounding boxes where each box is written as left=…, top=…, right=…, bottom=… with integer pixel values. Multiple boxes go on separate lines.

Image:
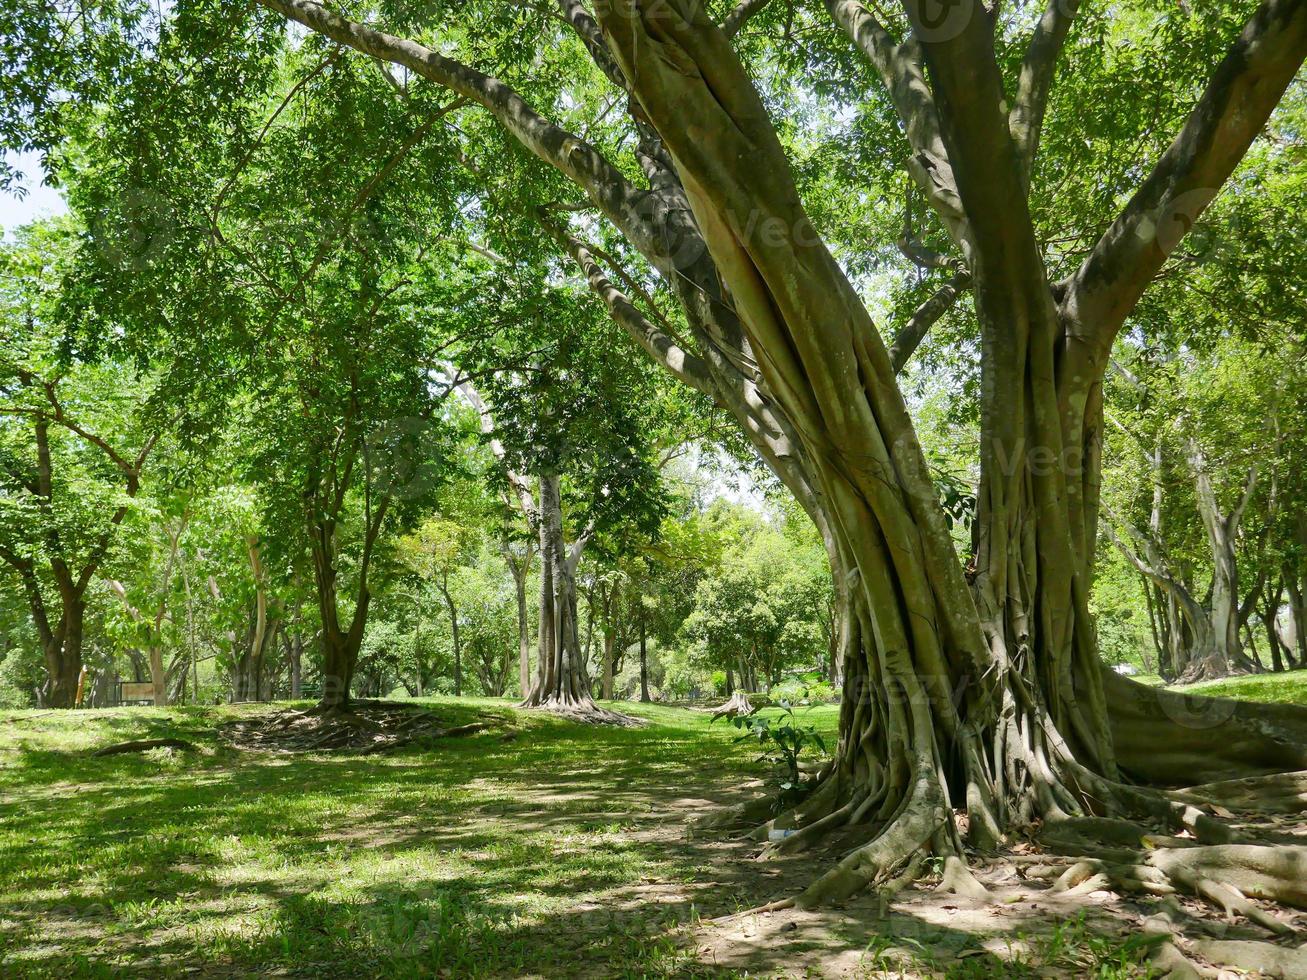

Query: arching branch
left=889, top=268, right=971, bottom=374
left=539, top=217, right=716, bottom=395
left=1061, top=0, right=1307, bottom=372
left=1009, top=0, right=1082, bottom=186
left=254, top=0, right=647, bottom=227
left=723, top=0, right=775, bottom=38
left=824, top=0, right=972, bottom=255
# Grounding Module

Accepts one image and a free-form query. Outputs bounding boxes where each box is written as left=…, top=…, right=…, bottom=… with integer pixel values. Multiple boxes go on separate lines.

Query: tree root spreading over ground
left=705, top=766, right=1307, bottom=978
left=90, top=737, right=199, bottom=756
left=519, top=693, right=647, bottom=727
left=218, top=700, right=499, bottom=753
left=710, top=690, right=757, bottom=720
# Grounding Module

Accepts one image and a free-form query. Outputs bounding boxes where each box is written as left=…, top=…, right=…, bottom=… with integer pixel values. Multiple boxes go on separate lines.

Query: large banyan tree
left=250, top=0, right=1307, bottom=908
left=8, top=0, right=1307, bottom=934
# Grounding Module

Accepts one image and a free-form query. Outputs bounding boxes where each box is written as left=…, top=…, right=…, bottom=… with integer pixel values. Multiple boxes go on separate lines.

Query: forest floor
left=1, top=674, right=1305, bottom=978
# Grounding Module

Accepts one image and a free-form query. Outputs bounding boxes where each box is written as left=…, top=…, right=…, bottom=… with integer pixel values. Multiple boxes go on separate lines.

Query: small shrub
left=727, top=697, right=828, bottom=814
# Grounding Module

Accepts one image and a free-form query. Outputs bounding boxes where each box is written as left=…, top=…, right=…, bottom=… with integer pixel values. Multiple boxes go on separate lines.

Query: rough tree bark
left=588, top=0, right=1307, bottom=905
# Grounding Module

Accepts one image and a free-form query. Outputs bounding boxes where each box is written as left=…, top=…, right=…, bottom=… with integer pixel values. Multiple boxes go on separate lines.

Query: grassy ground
left=2, top=682, right=1303, bottom=978
left=1127, top=669, right=1307, bottom=702
left=0, top=699, right=840, bottom=978
left=1171, top=668, right=1307, bottom=704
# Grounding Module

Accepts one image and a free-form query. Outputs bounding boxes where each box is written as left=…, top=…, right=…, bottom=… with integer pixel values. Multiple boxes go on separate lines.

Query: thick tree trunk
left=521, top=473, right=598, bottom=713
left=308, top=504, right=379, bottom=711
left=320, top=624, right=361, bottom=710
left=41, top=594, right=85, bottom=709
left=581, top=0, right=1307, bottom=906
left=43, top=626, right=83, bottom=709
left=148, top=647, right=169, bottom=706
left=313, top=563, right=367, bottom=711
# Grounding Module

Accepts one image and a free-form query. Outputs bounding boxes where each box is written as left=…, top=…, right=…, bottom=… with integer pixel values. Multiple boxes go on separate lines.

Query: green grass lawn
left=1126, top=669, right=1307, bottom=704
left=3, top=680, right=1303, bottom=978
left=0, top=698, right=838, bottom=978
left=1169, top=668, right=1307, bottom=704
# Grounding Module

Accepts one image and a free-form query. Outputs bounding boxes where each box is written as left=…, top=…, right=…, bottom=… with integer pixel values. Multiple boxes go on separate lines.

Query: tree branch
left=555, top=0, right=629, bottom=91
left=825, top=0, right=972, bottom=256
left=454, top=376, right=538, bottom=521
left=897, top=0, right=1046, bottom=307
left=540, top=217, right=716, bottom=395
left=1009, top=0, right=1081, bottom=186
left=723, top=0, right=775, bottom=38
left=1062, top=0, right=1307, bottom=370
left=889, top=268, right=971, bottom=373
left=253, top=0, right=647, bottom=230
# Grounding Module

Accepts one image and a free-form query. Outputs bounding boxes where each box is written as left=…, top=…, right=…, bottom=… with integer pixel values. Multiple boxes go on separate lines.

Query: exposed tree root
left=1104, top=670, right=1307, bottom=784
left=1190, top=939, right=1307, bottom=978
left=519, top=694, right=645, bottom=727
left=1172, top=770, right=1307, bottom=814
left=219, top=701, right=499, bottom=752
left=936, top=852, right=990, bottom=900
left=1140, top=905, right=1212, bottom=980
left=91, top=737, right=198, bottom=757
left=718, top=730, right=1307, bottom=956
left=710, top=690, right=757, bottom=720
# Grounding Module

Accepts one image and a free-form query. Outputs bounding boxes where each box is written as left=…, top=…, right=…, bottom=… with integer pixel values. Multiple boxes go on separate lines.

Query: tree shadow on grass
left=0, top=702, right=1162, bottom=977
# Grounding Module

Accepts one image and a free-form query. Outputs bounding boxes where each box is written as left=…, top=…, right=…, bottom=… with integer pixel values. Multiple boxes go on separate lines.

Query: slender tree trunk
left=1285, top=542, right=1307, bottom=669
left=285, top=633, right=303, bottom=698
left=412, top=590, right=424, bottom=697
left=308, top=496, right=382, bottom=711
left=439, top=574, right=462, bottom=697
left=516, top=573, right=530, bottom=696
left=504, top=547, right=533, bottom=698
left=638, top=608, right=650, bottom=703
left=602, top=629, right=615, bottom=701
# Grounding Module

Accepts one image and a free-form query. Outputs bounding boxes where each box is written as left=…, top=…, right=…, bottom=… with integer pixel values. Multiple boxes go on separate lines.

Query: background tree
left=0, top=221, right=169, bottom=706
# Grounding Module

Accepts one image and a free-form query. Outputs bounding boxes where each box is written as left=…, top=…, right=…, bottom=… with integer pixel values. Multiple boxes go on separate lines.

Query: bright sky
left=1, top=151, right=69, bottom=236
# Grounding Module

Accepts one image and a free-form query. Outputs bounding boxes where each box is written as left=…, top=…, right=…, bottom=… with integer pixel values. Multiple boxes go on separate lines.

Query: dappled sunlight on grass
left=2, top=691, right=1258, bottom=976
left=1173, top=669, right=1307, bottom=705
left=0, top=698, right=773, bottom=976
